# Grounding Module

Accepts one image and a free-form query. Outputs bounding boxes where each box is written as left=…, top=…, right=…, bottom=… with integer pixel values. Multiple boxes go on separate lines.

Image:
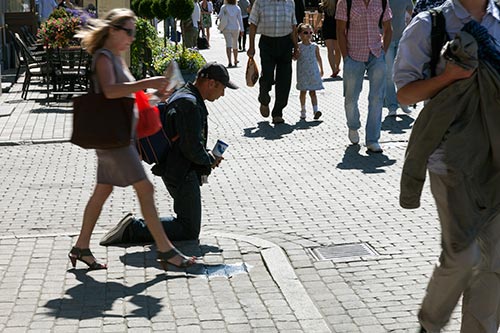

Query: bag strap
left=429, top=8, right=447, bottom=77
left=162, top=92, right=197, bottom=141
left=346, top=0, right=386, bottom=29
left=90, top=49, right=120, bottom=93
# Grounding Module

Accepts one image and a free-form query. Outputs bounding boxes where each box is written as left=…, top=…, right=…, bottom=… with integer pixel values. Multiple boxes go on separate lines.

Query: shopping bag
left=135, top=90, right=162, bottom=139
left=246, top=57, right=259, bottom=87
left=71, top=93, right=134, bottom=149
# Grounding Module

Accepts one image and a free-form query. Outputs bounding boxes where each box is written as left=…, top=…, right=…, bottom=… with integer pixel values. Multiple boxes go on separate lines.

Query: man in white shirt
left=182, top=0, right=201, bottom=48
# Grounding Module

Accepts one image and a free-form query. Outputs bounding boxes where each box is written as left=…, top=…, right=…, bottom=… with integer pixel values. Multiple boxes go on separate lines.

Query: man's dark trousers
left=258, top=35, right=294, bottom=118
left=127, top=170, right=202, bottom=243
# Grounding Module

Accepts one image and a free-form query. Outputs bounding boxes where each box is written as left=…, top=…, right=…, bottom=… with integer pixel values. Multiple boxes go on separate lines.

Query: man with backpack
left=394, top=0, right=500, bottom=331
left=335, top=0, right=393, bottom=153
left=100, top=62, right=237, bottom=246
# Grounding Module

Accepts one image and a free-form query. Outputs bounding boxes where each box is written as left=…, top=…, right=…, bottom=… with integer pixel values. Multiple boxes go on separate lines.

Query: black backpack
left=345, top=0, right=387, bottom=29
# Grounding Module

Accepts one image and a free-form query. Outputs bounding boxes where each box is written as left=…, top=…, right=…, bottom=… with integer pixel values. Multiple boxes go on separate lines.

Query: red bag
left=135, top=90, right=162, bottom=139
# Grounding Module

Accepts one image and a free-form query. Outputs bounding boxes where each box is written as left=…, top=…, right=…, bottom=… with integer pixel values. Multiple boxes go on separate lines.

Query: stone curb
left=207, top=231, right=334, bottom=333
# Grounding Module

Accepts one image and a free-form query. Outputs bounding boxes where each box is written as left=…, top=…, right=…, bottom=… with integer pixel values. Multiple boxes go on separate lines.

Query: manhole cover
left=310, top=243, right=378, bottom=261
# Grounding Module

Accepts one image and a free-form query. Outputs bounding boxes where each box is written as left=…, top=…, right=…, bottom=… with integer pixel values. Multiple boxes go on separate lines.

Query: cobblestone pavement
left=0, top=21, right=463, bottom=332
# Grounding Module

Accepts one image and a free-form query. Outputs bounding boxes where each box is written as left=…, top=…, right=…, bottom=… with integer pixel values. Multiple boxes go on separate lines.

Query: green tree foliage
left=166, top=0, right=194, bottom=21
left=153, top=0, right=170, bottom=20
left=137, top=0, right=156, bottom=19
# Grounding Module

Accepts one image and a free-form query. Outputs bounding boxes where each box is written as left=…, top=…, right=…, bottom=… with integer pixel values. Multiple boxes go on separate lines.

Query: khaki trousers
left=419, top=172, right=500, bottom=333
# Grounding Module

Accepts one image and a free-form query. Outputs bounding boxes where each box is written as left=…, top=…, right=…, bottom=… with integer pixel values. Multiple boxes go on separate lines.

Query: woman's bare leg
left=133, top=179, right=188, bottom=267
left=74, top=183, right=113, bottom=263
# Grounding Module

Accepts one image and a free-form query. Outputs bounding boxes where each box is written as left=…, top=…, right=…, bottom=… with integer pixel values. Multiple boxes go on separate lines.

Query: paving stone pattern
left=0, top=20, right=464, bottom=332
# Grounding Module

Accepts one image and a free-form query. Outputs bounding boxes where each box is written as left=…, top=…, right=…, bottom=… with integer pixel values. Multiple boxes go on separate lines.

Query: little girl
left=296, top=23, right=324, bottom=120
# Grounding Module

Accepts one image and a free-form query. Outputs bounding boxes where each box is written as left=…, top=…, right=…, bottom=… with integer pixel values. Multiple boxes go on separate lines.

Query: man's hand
left=442, top=61, right=475, bottom=82
left=247, top=46, right=255, bottom=58
left=211, top=155, right=224, bottom=169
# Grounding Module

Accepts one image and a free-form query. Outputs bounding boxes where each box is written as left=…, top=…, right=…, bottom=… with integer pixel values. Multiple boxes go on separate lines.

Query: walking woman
left=70, top=8, right=195, bottom=271
left=218, top=0, right=244, bottom=67
left=200, top=0, right=214, bottom=47
left=316, top=0, right=341, bottom=77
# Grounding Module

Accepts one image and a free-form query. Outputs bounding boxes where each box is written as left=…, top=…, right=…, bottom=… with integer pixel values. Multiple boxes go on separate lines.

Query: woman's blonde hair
left=320, top=0, right=337, bottom=16
left=76, top=8, right=136, bottom=55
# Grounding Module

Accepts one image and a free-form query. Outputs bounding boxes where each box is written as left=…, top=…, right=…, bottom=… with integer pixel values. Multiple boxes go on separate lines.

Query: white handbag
left=217, top=8, right=228, bottom=31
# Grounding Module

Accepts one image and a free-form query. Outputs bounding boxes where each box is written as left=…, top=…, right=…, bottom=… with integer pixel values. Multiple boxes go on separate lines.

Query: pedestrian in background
left=237, top=0, right=250, bottom=51
left=182, top=0, right=201, bottom=48
left=247, top=0, right=298, bottom=124
left=336, top=0, right=392, bottom=153
left=395, top=0, right=500, bottom=331
left=39, top=0, right=58, bottom=22
left=384, top=0, right=413, bottom=117
left=295, top=23, right=324, bottom=120
left=200, top=0, right=214, bottom=47
left=71, top=8, right=195, bottom=271
left=219, top=0, right=244, bottom=67
left=317, top=0, right=342, bottom=77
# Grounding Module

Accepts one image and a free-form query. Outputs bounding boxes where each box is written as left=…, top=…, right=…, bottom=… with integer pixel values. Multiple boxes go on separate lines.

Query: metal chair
left=13, top=33, right=50, bottom=99
left=48, top=47, right=90, bottom=99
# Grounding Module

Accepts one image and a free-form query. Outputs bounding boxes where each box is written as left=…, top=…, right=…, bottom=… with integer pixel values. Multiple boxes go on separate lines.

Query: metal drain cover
left=310, top=243, right=379, bottom=261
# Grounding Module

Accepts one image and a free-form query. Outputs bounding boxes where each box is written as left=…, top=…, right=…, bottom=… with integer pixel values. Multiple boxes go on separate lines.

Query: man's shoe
left=99, top=213, right=135, bottom=246
left=272, top=116, right=285, bottom=124
left=401, top=105, right=412, bottom=114
left=300, top=110, right=306, bottom=119
left=387, top=109, right=397, bottom=117
left=260, top=104, right=270, bottom=117
left=366, top=142, right=383, bottom=153
left=348, top=129, right=359, bottom=144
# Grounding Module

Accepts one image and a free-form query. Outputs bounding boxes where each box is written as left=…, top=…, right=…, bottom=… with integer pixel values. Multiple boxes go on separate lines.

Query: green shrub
left=153, top=43, right=206, bottom=74
left=130, top=18, right=161, bottom=79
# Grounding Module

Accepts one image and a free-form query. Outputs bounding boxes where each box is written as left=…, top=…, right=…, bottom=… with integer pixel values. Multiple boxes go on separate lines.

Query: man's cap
left=197, top=62, right=238, bottom=89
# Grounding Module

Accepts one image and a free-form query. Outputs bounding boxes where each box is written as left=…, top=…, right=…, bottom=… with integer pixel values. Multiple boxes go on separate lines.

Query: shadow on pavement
left=381, top=114, right=414, bottom=134
left=43, top=270, right=179, bottom=320
left=336, top=144, right=396, bottom=174
left=243, top=120, right=322, bottom=140
left=31, top=107, right=72, bottom=114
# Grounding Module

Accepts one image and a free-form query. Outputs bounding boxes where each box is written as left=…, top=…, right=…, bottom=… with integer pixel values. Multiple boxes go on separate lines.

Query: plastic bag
left=246, top=57, right=259, bottom=87
left=135, top=90, right=162, bottom=139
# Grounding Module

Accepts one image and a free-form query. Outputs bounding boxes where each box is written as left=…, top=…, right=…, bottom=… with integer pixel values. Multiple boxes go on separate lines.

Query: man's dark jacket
left=161, top=83, right=215, bottom=186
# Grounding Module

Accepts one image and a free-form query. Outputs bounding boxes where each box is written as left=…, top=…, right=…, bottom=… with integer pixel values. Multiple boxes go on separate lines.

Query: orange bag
left=135, top=90, right=162, bottom=139
left=246, top=57, right=259, bottom=87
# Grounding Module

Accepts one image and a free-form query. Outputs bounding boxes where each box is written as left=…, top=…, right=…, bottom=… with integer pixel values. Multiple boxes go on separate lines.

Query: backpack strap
left=378, top=0, right=387, bottom=29
left=346, top=0, right=386, bottom=30
left=346, top=0, right=352, bottom=29
left=429, top=8, right=447, bottom=77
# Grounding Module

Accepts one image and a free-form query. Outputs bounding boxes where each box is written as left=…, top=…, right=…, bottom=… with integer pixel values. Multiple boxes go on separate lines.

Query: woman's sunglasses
left=113, top=25, right=135, bottom=37
left=302, top=31, right=312, bottom=35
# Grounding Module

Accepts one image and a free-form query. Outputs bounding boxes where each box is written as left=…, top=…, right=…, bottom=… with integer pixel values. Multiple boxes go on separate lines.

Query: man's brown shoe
left=272, top=116, right=285, bottom=124
left=260, top=104, right=270, bottom=117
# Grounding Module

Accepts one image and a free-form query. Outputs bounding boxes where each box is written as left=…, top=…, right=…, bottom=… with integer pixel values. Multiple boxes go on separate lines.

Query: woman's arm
left=95, top=55, right=168, bottom=99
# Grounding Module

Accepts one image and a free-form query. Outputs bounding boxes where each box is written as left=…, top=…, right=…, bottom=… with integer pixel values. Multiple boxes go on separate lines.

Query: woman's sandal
left=330, top=69, right=340, bottom=78
left=157, top=248, right=196, bottom=270
left=68, top=247, right=107, bottom=271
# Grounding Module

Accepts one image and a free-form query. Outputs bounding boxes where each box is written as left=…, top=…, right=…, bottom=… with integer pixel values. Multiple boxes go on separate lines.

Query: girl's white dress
left=296, top=42, right=324, bottom=91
